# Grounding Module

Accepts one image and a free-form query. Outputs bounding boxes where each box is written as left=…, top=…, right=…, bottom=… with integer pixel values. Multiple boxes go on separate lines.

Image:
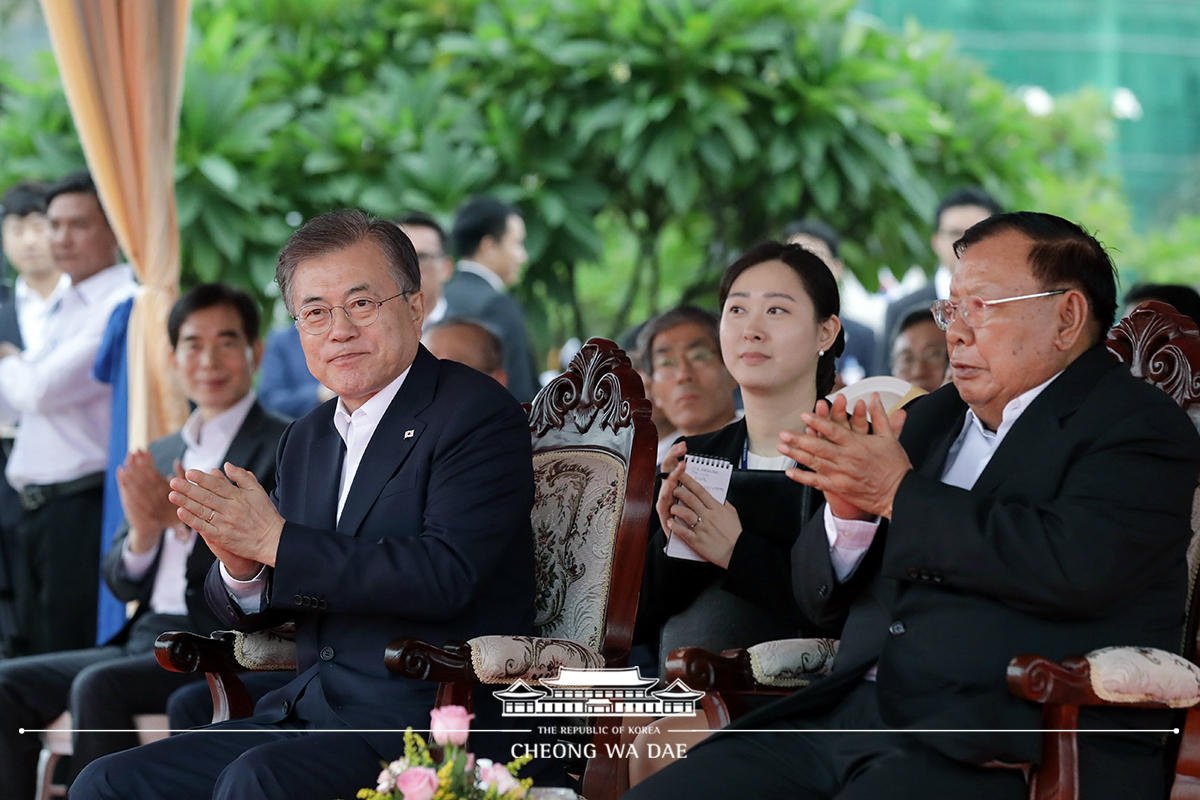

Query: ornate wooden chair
left=154, top=338, right=656, bottom=800
left=384, top=337, right=657, bottom=800
left=1007, top=300, right=1200, bottom=800
left=664, top=302, right=1200, bottom=798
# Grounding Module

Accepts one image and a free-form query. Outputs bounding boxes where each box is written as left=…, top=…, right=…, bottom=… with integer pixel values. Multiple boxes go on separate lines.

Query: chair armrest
left=385, top=636, right=606, bottom=685
left=153, top=631, right=255, bottom=722
left=154, top=631, right=241, bottom=675
left=666, top=638, right=838, bottom=693
left=1008, top=647, right=1200, bottom=709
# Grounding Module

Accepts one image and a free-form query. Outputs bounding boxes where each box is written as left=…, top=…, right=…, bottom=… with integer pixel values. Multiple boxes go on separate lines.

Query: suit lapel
left=221, top=402, right=269, bottom=475
left=335, top=346, right=439, bottom=537
left=308, top=414, right=345, bottom=533
left=970, top=345, right=1115, bottom=496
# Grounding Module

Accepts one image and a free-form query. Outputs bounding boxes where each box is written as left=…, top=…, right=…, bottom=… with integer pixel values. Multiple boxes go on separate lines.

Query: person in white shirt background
left=0, top=180, right=68, bottom=655
left=0, top=171, right=137, bottom=655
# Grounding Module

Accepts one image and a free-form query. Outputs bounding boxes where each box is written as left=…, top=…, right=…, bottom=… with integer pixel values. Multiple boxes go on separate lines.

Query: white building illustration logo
left=493, top=666, right=703, bottom=717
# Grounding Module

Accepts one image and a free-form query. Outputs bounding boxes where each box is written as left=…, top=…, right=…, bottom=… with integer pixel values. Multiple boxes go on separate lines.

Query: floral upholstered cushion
left=469, top=635, right=606, bottom=684
left=747, top=638, right=839, bottom=688
left=530, top=450, right=626, bottom=651
left=233, top=623, right=297, bottom=671
left=1087, top=646, right=1200, bottom=708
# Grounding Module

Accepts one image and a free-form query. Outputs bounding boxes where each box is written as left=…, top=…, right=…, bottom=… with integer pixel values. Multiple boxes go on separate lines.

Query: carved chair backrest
left=1107, top=301, right=1200, bottom=658
left=526, top=338, right=656, bottom=662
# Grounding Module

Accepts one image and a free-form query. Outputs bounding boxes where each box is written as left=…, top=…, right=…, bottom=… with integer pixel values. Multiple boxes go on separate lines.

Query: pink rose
left=429, top=704, right=474, bottom=746
left=478, top=762, right=522, bottom=796
left=395, top=766, right=439, bottom=800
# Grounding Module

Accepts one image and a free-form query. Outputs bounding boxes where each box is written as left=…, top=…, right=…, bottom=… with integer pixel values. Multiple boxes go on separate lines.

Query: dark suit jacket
left=102, top=401, right=286, bottom=646
left=442, top=267, right=540, bottom=402
left=635, top=419, right=827, bottom=666
left=874, top=281, right=938, bottom=375
left=0, top=294, right=23, bottom=535
left=731, top=345, right=1200, bottom=798
left=258, top=325, right=320, bottom=420
left=204, top=346, right=537, bottom=758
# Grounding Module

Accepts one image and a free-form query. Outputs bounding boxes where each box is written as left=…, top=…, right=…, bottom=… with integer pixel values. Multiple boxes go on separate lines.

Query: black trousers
left=10, top=486, right=104, bottom=655
left=73, top=680, right=389, bottom=800
left=623, top=682, right=1029, bottom=800
left=0, top=612, right=201, bottom=799
left=167, top=670, right=295, bottom=730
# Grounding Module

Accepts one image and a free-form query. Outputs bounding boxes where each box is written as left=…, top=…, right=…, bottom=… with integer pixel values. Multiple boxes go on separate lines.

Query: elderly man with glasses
left=624, top=212, right=1200, bottom=800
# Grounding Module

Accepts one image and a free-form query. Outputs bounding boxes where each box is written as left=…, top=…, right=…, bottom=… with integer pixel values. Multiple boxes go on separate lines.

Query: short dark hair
left=635, top=306, right=721, bottom=376
left=718, top=241, right=844, bottom=397
left=427, top=316, right=506, bottom=374
left=168, top=283, right=261, bottom=349
left=0, top=181, right=48, bottom=219
left=395, top=211, right=447, bottom=254
left=897, top=308, right=938, bottom=337
left=276, top=209, right=420, bottom=315
left=934, top=187, right=1002, bottom=231
left=955, top=211, right=1118, bottom=343
left=45, top=170, right=100, bottom=207
left=783, top=219, right=840, bottom=259
left=450, top=196, right=518, bottom=259
left=1125, top=284, right=1200, bottom=331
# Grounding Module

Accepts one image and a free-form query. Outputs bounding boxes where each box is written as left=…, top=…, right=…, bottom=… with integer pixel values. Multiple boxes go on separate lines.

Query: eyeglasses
left=930, top=290, right=1067, bottom=331
left=893, top=348, right=948, bottom=372
left=294, top=292, right=409, bottom=335
left=652, top=347, right=719, bottom=379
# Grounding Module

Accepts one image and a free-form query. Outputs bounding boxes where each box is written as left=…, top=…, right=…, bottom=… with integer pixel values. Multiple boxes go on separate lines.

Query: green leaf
left=197, top=154, right=239, bottom=194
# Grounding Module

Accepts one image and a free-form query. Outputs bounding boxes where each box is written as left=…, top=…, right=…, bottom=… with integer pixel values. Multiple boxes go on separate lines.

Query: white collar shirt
left=423, top=295, right=448, bottom=330
left=940, top=371, right=1061, bottom=490
left=333, top=365, right=411, bottom=521
left=14, top=273, right=70, bottom=356
left=0, top=263, right=138, bottom=488
left=456, top=260, right=506, bottom=294
left=122, top=393, right=258, bottom=615
left=934, top=264, right=953, bottom=301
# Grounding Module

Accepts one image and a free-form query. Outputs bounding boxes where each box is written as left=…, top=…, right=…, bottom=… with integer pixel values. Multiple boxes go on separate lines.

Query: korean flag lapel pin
left=404, top=429, right=415, bottom=439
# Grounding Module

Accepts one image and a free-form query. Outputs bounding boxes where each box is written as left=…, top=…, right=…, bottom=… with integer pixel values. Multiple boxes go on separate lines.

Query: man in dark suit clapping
left=626, top=213, right=1200, bottom=800
left=74, top=210, right=537, bottom=800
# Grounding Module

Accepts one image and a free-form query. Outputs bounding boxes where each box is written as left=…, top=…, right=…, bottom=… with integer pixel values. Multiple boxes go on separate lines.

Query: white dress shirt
left=0, top=263, right=137, bottom=488
left=456, top=260, right=506, bottom=293
left=221, top=368, right=412, bottom=611
left=933, top=264, right=952, bottom=302
left=14, top=273, right=71, bottom=356
left=423, top=295, right=448, bottom=330
left=121, top=392, right=257, bottom=616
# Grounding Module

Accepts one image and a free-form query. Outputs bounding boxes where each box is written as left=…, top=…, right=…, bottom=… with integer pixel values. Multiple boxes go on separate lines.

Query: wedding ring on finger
left=694, top=516, right=702, bottom=528
left=207, top=508, right=216, bottom=523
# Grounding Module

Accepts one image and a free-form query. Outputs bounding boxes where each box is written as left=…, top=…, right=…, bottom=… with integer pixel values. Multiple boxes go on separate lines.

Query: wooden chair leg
left=35, top=749, right=67, bottom=800
left=1030, top=703, right=1080, bottom=800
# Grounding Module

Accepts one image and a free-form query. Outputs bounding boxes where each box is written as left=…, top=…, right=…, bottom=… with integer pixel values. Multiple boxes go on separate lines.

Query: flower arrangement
left=351, top=705, right=533, bottom=800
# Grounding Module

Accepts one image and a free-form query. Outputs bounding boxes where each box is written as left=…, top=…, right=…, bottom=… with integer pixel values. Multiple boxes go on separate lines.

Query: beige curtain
left=39, top=0, right=191, bottom=448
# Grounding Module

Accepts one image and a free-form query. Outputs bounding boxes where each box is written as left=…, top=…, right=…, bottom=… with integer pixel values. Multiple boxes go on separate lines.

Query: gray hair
left=276, top=209, right=420, bottom=315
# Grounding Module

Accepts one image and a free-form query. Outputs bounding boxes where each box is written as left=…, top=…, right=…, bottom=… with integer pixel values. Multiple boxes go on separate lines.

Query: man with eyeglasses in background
left=889, top=308, right=949, bottom=394
left=74, top=209, right=538, bottom=800
left=627, top=212, right=1200, bottom=800
left=636, top=306, right=739, bottom=465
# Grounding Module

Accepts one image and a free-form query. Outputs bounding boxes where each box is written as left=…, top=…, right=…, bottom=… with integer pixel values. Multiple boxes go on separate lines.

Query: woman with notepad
left=628, top=241, right=847, bottom=786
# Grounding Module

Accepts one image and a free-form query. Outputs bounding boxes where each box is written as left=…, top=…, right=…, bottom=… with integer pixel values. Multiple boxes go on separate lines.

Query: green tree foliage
left=0, top=0, right=1162, bottom=355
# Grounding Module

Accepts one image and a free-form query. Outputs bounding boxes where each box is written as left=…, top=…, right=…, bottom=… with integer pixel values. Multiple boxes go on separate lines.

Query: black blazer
left=204, top=346, right=537, bottom=758
left=102, top=401, right=286, bottom=645
left=731, top=345, right=1200, bottom=798
left=636, top=419, right=828, bottom=666
left=442, top=268, right=540, bottom=403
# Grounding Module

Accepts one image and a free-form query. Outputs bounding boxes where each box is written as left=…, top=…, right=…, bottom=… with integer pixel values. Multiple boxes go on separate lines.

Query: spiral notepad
left=666, top=454, right=734, bottom=561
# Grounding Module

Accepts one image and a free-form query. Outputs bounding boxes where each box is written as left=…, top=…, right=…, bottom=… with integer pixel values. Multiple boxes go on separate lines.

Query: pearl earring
left=819, top=349, right=825, bottom=356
